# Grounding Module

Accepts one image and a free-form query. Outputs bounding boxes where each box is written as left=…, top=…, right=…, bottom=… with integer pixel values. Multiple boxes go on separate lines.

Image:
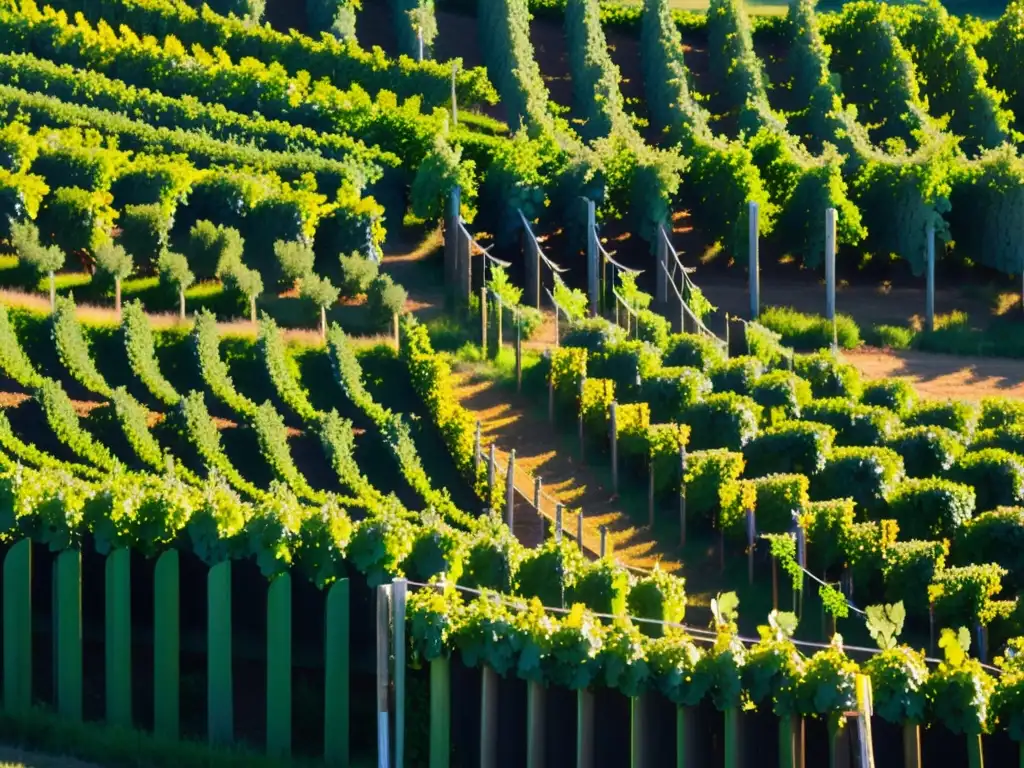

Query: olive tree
left=94, top=241, right=134, bottom=315
left=10, top=219, right=64, bottom=307
left=158, top=250, right=195, bottom=319
left=223, top=262, right=264, bottom=322
left=274, top=239, right=315, bottom=290
left=299, top=273, right=340, bottom=339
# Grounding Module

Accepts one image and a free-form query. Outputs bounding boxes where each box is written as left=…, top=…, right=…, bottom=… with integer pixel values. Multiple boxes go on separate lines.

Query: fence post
left=825, top=207, right=836, bottom=321
left=524, top=221, right=540, bottom=310
left=480, top=286, right=488, bottom=355
left=577, top=689, right=594, bottom=768
left=208, top=560, right=233, bottom=746
left=527, top=681, right=545, bottom=768
left=610, top=401, right=618, bottom=493
left=676, top=707, right=691, bottom=768
left=577, top=508, right=584, bottom=551
left=430, top=656, right=451, bottom=768
left=393, top=578, right=408, bottom=767
left=855, top=675, right=875, bottom=768
left=631, top=692, right=648, bottom=768
left=445, top=186, right=460, bottom=286
left=534, top=477, right=543, bottom=510
left=648, top=461, right=655, bottom=528
left=746, top=509, right=756, bottom=586
left=56, top=548, right=82, bottom=722
left=506, top=450, right=516, bottom=529
left=451, top=62, right=458, bottom=125
left=926, top=224, right=936, bottom=333
left=600, top=526, right=608, bottom=558
left=480, top=666, right=498, bottom=768
left=376, top=585, right=392, bottom=768
left=586, top=199, right=599, bottom=317
left=489, top=443, right=497, bottom=495
left=105, top=547, right=132, bottom=728
left=749, top=201, right=760, bottom=320
left=656, top=223, right=669, bottom=304
left=724, top=708, right=741, bottom=768
left=474, top=420, right=482, bottom=474
left=679, top=446, right=687, bottom=548
left=548, top=370, right=555, bottom=423
left=902, top=723, right=921, bottom=768
left=556, top=503, right=564, bottom=542
left=578, top=375, right=586, bottom=462
left=154, top=549, right=179, bottom=740
left=496, top=296, right=503, bottom=351
left=3, top=539, right=31, bottom=714
left=325, top=578, right=350, bottom=767
left=516, top=311, right=523, bottom=392
left=267, top=573, right=292, bottom=758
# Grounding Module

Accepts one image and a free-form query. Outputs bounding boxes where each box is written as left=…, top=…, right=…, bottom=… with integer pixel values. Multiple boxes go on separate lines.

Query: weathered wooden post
left=516, top=309, right=523, bottom=392
left=926, top=224, right=936, bottom=333
left=506, top=450, right=516, bottom=529
left=610, top=401, right=619, bottom=493
left=825, top=207, right=837, bottom=321
left=656, top=222, right=669, bottom=304
left=903, top=722, right=921, bottom=768
left=393, top=578, right=408, bottom=767
left=556, top=503, right=564, bottom=542
left=631, top=693, right=648, bottom=768
left=746, top=509, right=756, bottom=585
left=600, top=525, right=608, bottom=557
left=495, top=296, right=503, bottom=351
left=548, top=370, right=555, bottom=423
left=474, top=420, right=482, bottom=474
left=749, top=201, right=760, bottom=320
left=534, top=477, right=543, bottom=511
left=578, top=375, right=586, bottom=462
left=480, top=286, right=488, bottom=354
left=524, top=218, right=541, bottom=309
left=796, top=527, right=807, bottom=619
left=489, top=443, right=497, bottom=495
left=106, top=548, right=132, bottom=728
left=577, top=508, right=584, bottom=551
left=586, top=199, right=599, bottom=317
left=648, top=459, right=655, bottom=528
left=376, top=585, right=391, bottom=768
left=680, top=446, right=688, bottom=548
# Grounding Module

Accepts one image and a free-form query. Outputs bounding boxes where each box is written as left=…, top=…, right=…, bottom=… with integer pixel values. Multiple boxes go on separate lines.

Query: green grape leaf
left=865, top=601, right=905, bottom=650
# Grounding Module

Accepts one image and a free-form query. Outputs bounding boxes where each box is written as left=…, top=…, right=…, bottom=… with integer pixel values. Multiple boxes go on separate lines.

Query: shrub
left=682, top=392, right=762, bottom=450
left=748, top=473, right=810, bottom=534
left=949, top=449, right=1024, bottom=512
left=184, top=220, right=245, bottom=281
left=744, top=321, right=787, bottom=368
left=549, top=346, right=588, bottom=407
left=338, top=251, right=379, bottom=297
left=861, top=378, right=917, bottom=416
left=562, top=318, right=626, bottom=352
left=683, top=449, right=745, bottom=529
left=887, top=426, right=964, bottom=478
left=117, top=203, right=172, bottom=272
left=307, top=0, right=358, bottom=39
left=516, top=538, right=586, bottom=608
left=882, top=540, right=949, bottom=615
left=274, top=239, right=315, bottom=286
left=980, top=397, right=1024, bottom=430
left=367, top=274, right=408, bottom=328
left=812, top=447, right=905, bottom=517
left=640, top=367, right=711, bottom=421
left=953, top=507, right=1024, bottom=591
left=972, top=426, right=1024, bottom=456
left=590, top=340, right=662, bottom=397
left=794, top=352, right=862, bottom=399
left=299, top=274, right=340, bottom=334
left=802, top=398, right=900, bottom=447
left=637, top=309, right=671, bottom=351
left=759, top=306, right=861, bottom=351
left=627, top=568, right=687, bottom=638
left=512, top=306, right=544, bottom=341
left=799, top=498, right=855, bottom=575
left=905, top=399, right=979, bottom=438
left=709, top=356, right=763, bottom=396
left=222, top=262, right=264, bottom=321
left=92, top=241, right=133, bottom=300
left=864, top=323, right=914, bottom=350
left=749, top=370, right=812, bottom=423
left=37, top=186, right=111, bottom=256
left=887, top=478, right=976, bottom=539
left=744, top=421, right=835, bottom=477
left=929, top=563, right=1013, bottom=627
left=665, top=333, right=726, bottom=371
left=568, top=558, right=631, bottom=616
left=580, top=378, right=615, bottom=428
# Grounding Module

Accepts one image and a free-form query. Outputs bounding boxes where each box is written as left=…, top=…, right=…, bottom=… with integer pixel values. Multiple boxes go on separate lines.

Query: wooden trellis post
left=680, top=446, right=688, bottom=548
left=523, top=217, right=541, bottom=309
left=825, top=207, right=837, bottom=321
left=749, top=201, right=760, bottom=320
left=926, top=224, right=936, bottom=332
left=445, top=186, right=460, bottom=286
left=586, top=199, right=599, bottom=317
left=656, top=222, right=669, bottom=304
left=506, top=449, right=516, bottom=529
left=610, top=401, right=619, bottom=493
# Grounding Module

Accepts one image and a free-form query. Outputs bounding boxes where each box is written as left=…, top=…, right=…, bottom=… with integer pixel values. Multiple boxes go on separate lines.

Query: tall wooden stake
left=748, top=202, right=760, bottom=320
left=926, top=224, right=936, bottom=332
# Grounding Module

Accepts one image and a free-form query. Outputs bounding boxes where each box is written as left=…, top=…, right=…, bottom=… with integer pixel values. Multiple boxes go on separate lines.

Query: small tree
left=158, top=250, right=195, bottom=320
left=299, top=273, right=340, bottom=338
left=119, top=203, right=172, bottom=272
left=185, top=220, right=245, bottom=281
left=93, top=241, right=134, bottom=315
left=338, top=251, right=379, bottom=297
left=407, top=4, right=438, bottom=61
left=10, top=219, right=64, bottom=307
left=367, top=273, right=407, bottom=334
left=223, top=262, right=264, bottom=322
left=274, top=239, right=315, bottom=289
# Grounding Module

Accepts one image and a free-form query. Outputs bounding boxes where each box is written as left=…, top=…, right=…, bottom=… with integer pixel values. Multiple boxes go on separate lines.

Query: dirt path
left=452, top=363, right=681, bottom=572
left=849, top=347, right=1024, bottom=401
